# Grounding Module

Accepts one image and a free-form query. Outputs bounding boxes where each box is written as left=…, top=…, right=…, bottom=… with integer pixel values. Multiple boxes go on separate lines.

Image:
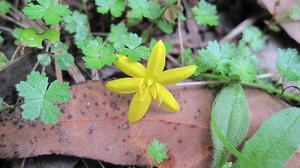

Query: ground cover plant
left=1, top=0, right=300, bottom=167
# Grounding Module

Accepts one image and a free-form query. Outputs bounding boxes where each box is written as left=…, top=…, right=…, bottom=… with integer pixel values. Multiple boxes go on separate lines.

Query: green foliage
left=0, top=0, right=11, bottom=14
left=95, top=0, right=125, bottom=17
left=236, top=107, right=300, bottom=168
left=63, top=11, right=89, bottom=34
left=51, top=42, right=74, bottom=70
left=107, top=23, right=129, bottom=49
left=149, top=39, right=172, bottom=53
left=147, top=139, right=169, bottom=164
left=0, top=97, right=3, bottom=109
left=23, top=0, right=71, bottom=25
left=128, top=0, right=161, bottom=19
left=192, top=0, right=218, bottom=26
left=37, top=53, right=51, bottom=66
left=241, top=26, right=267, bottom=51
left=157, top=20, right=174, bottom=34
left=17, top=28, right=60, bottom=48
left=211, top=83, right=249, bottom=168
left=122, top=33, right=142, bottom=49
left=16, top=71, right=72, bottom=124
left=195, top=40, right=258, bottom=82
left=221, top=162, right=232, bottom=168
left=81, top=37, right=117, bottom=69
left=0, top=52, right=8, bottom=69
left=276, top=48, right=300, bottom=81
left=0, top=32, right=3, bottom=43
left=289, top=5, right=300, bottom=20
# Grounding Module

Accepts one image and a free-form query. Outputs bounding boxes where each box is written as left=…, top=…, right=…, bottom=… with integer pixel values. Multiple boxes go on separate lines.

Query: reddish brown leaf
left=0, top=81, right=296, bottom=168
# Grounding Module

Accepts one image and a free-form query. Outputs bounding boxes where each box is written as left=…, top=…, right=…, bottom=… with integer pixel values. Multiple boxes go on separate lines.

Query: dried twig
left=177, top=0, right=184, bottom=65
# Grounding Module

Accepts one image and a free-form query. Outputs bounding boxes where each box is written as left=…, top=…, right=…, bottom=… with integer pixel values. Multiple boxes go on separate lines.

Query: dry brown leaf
left=261, top=0, right=300, bottom=44
left=0, top=81, right=298, bottom=168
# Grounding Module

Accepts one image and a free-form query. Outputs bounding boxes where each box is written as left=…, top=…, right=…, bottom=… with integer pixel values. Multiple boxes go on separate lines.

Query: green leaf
left=37, top=53, right=51, bottom=66
left=0, top=52, right=9, bottom=69
left=54, top=51, right=74, bottom=70
left=192, top=0, right=218, bottom=26
left=0, top=0, right=11, bottom=14
left=289, top=5, right=300, bottom=20
left=241, top=26, right=267, bottom=51
left=82, top=39, right=117, bottom=69
left=95, top=0, right=125, bottom=17
left=120, top=45, right=150, bottom=61
left=221, top=162, right=232, bottom=168
left=147, top=139, right=169, bottom=164
left=23, top=0, right=71, bottom=25
left=122, top=33, right=142, bottom=49
left=236, top=107, right=300, bottom=168
left=18, top=28, right=60, bottom=48
left=128, top=0, right=161, bottom=19
left=230, top=57, right=257, bottom=82
left=0, top=97, right=3, bottom=109
left=276, top=48, right=300, bottom=81
left=16, top=71, right=72, bottom=124
left=157, top=19, right=174, bottom=34
left=211, top=83, right=249, bottom=168
left=63, top=11, right=89, bottom=34
left=198, top=41, right=236, bottom=74
left=107, top=23, right=129, bottom=49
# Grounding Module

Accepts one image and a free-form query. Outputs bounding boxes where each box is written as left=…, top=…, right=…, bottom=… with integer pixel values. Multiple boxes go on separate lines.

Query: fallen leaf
left=261, top=0, right=300, bottom=44
left=0, top=81, right=296, bottom=168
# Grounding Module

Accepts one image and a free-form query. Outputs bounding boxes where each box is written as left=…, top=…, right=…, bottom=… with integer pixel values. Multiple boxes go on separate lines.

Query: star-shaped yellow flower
left=106, top=40, right=196, bottom=123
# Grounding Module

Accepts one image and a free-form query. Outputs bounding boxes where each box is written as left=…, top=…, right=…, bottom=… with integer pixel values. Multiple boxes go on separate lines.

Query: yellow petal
left=114, top=54, right=147, bottom=78
left=128, top=88, right=152, bottom=123
left=157, top=65, right=197, bottom=85
left=106, top=78, right=143, bottom=94
left=147, top=40, right=166, bottom=78
left=153, top=84, right=179, bottom=112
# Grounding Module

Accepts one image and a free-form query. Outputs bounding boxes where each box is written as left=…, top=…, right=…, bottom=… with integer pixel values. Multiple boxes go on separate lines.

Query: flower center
left=138, top=78, right=158, bottom=101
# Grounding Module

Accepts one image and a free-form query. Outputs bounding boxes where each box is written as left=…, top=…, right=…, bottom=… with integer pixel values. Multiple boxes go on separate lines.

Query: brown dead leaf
left=0, top=81, right=297, bottom=168
left=261, top=0, right=300, bottom=44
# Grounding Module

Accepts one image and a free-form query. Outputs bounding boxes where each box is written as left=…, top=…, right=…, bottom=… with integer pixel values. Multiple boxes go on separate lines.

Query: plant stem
left=178, top=73, right=300, bottom=102
left=10, top=45, right=21, bottom=62
left=242, top=82, right=300, bottom=102
left=150, top=159, right=155, bottom=168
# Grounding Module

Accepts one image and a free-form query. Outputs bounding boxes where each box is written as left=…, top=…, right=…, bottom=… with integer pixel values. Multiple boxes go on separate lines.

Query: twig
left=20, top=158, right=26, bottom=168
left=10, top=45, right=22, bottom=62
left=67, top=64, right=86, bottom=83
left=31, top=61, right=39, bottom=72
left=81, top=158, right=89, bottom=168
left=90, top=32, right=109, bottom=36
left=91, top=68, right=100, bottom=80
left=97, top=160, right=106, bottom=168
left=219, top=17, right=257, bottom=44
left=166, top=54, right=180, bottom=66
left=0, top=26, right=13, bottom=33
left=176, top=80, right=227, bottom=86
left=0, top=14, right=27, bottom=28
left=177, top=0, right=184, bottom=65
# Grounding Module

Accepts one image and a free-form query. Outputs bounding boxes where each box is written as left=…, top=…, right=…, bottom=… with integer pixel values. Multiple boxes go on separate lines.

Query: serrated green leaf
left=63, top=11, right=89, bottom=35
left=198, top=41, right=236, bottom=74
left=147, top=139, right=169, bottom=164
left=107, top=23, right=128, bottom=49
left=157, top=19, right=174, bottom=34
left=241, top=26, right=267, bottom=51
left=230, top=57, right=257, bottom=82
left=95, top=0, right=125, bottom=17
left=211, top=83, right=249, bottom=168
left=122, top=33, right=142, bottom=49
left=51, top=41, right=68, bottom=53
left=128, top=0, right=161, bottom=19
left=16, top=71, right=72, bottom=124
left=82, top=42, right=117, bottom=69
left=23, top=0, right=71, bottom=25
left=54, top=51, right=74, bottom=70
left=0, top=0, right=11, bottom=14
left=192, top=0, right=218, bottom=26
left=120, top=45, right=150, bottom=61
left=276, top=48, right=300, bottom=81
left=0, top=52, right=9, bottom=69
left=236, top=107, right=300, bottom=168
left=37, top=53, right=51, bottom=66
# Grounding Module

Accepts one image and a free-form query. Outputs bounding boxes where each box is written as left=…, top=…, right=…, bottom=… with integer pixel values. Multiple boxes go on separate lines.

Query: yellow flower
left=106, top=40, right=196, bottom=123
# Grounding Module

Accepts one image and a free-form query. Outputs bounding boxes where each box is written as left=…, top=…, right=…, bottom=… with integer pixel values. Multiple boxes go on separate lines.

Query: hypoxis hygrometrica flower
left=106, top=40, right=196, bottom=123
